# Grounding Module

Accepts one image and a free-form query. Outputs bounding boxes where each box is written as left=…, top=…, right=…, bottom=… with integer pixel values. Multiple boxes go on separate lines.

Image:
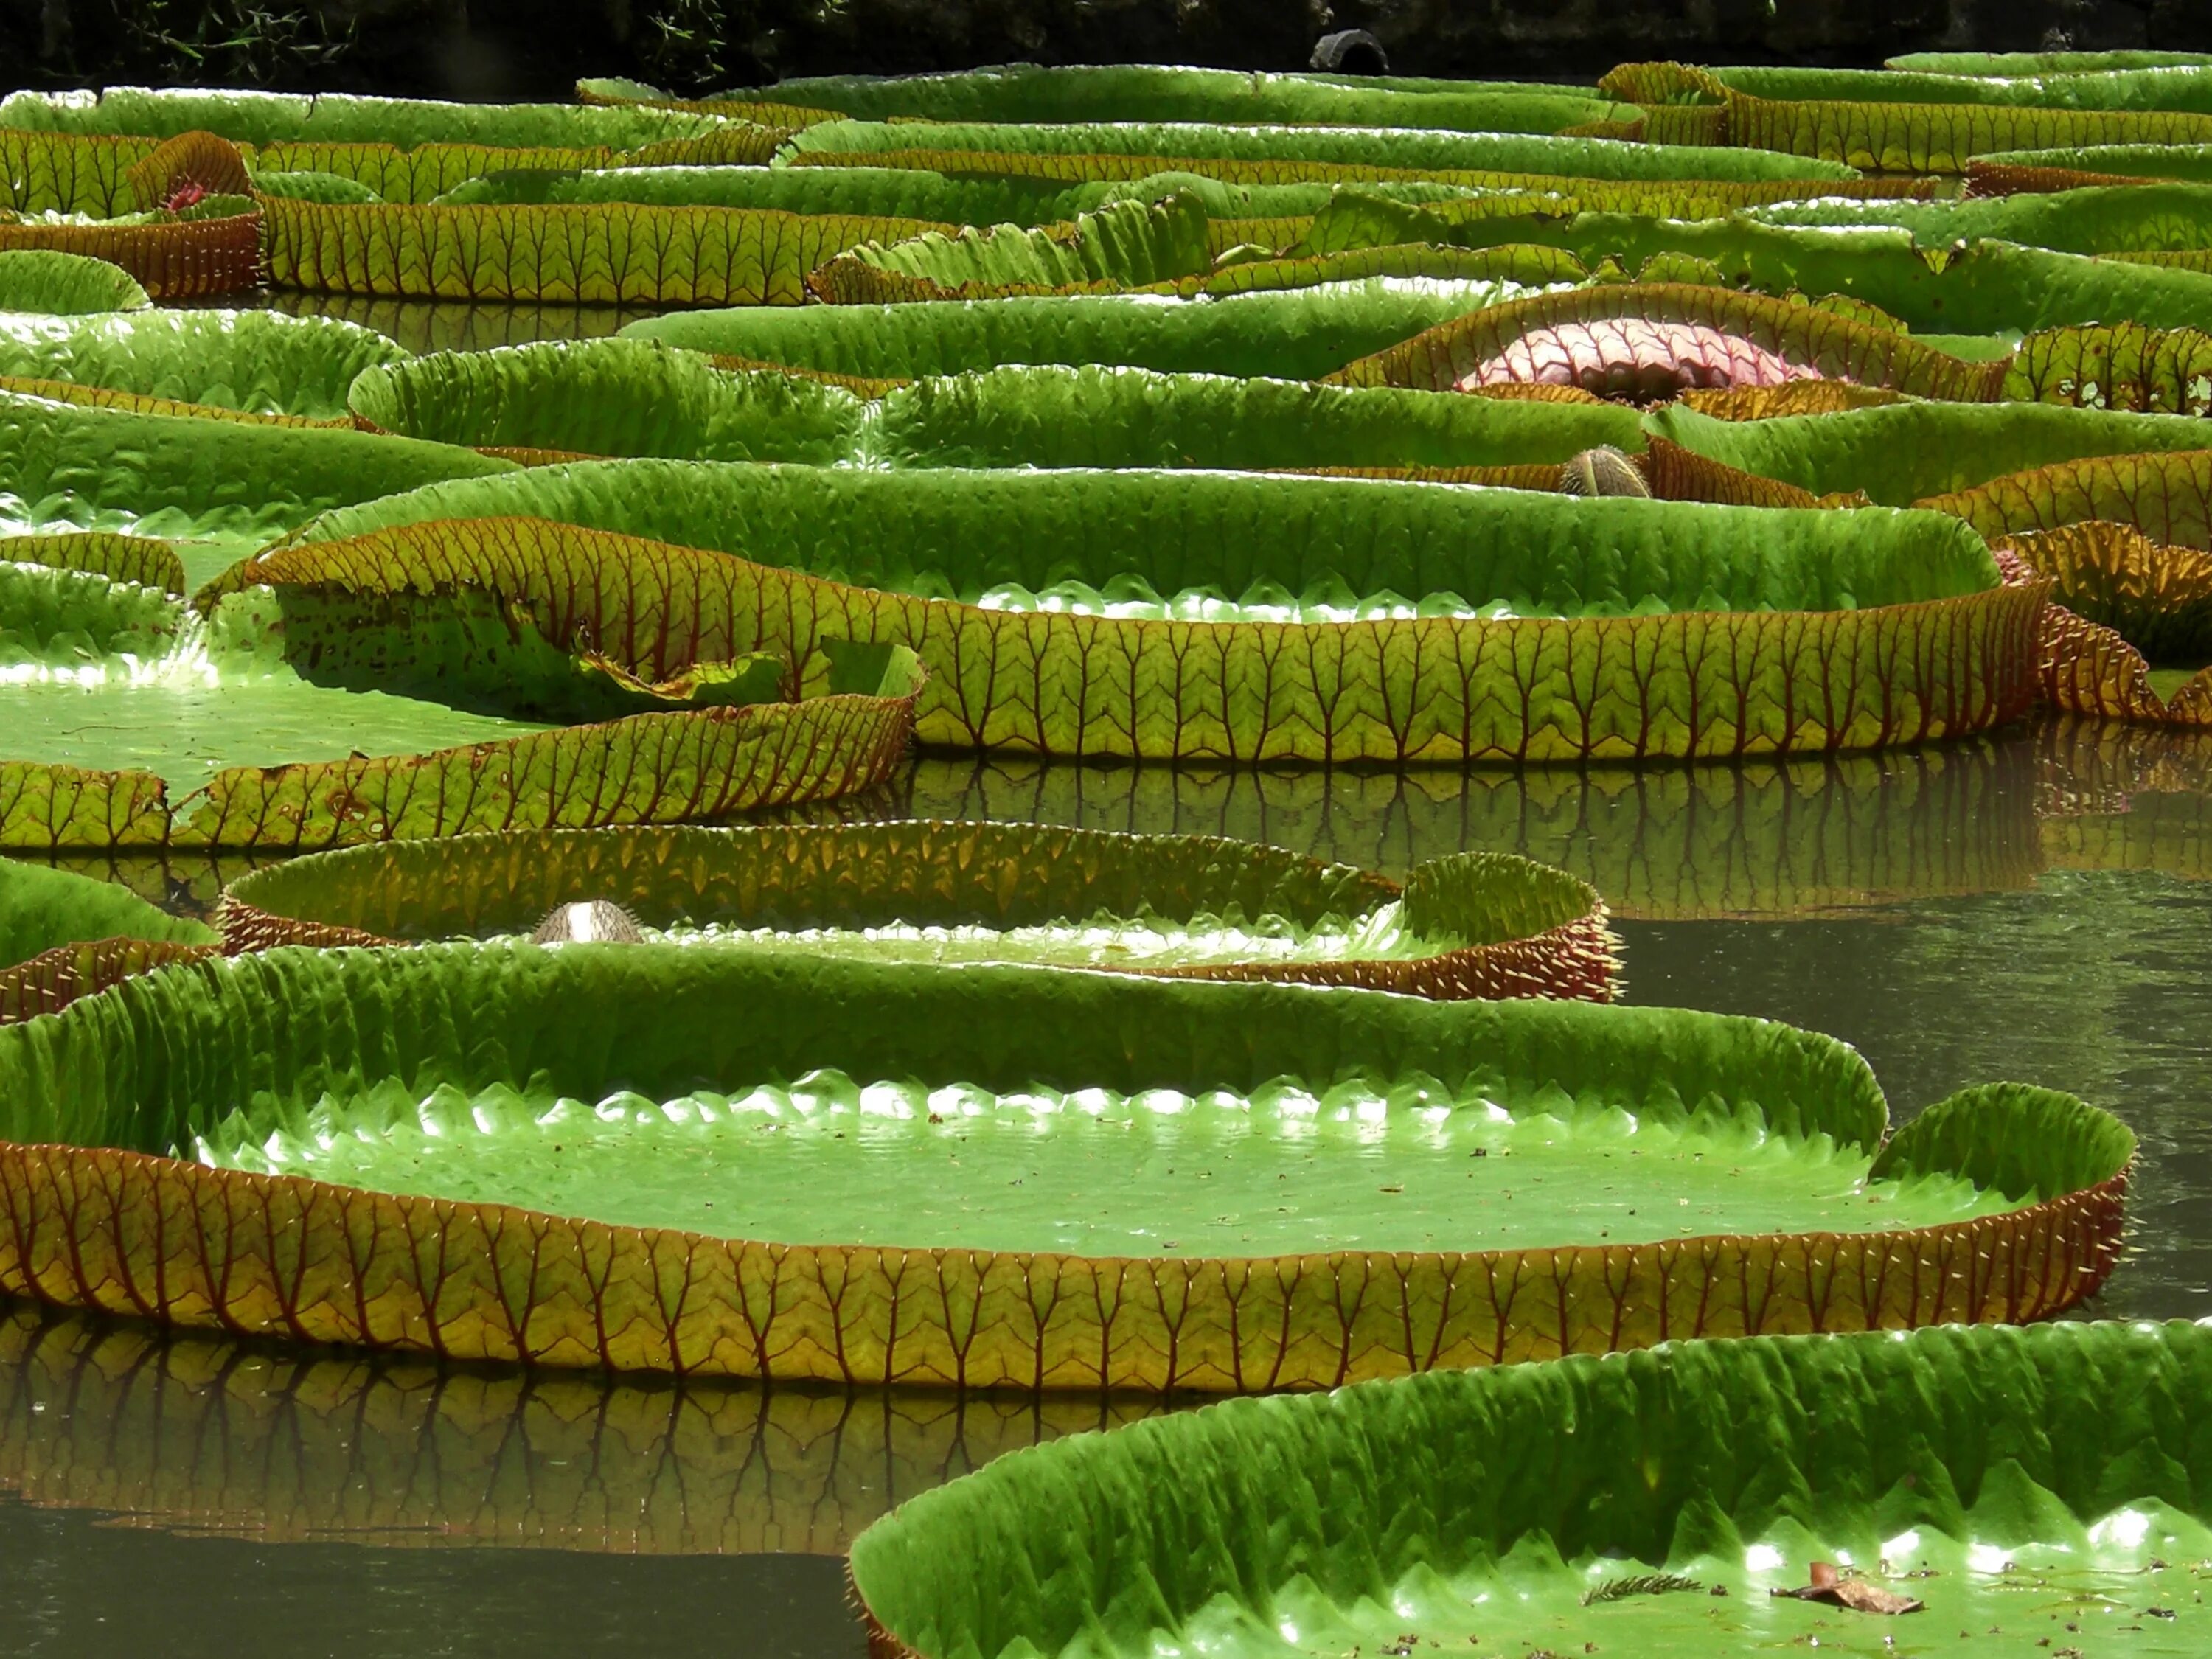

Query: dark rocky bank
left=4, top=0, right=2212, bottom=99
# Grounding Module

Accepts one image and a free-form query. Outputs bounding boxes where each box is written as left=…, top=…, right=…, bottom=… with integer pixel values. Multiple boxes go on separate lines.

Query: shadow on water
left=0, top=1305, right=1172, bottom=1557
left=852, top=714, right=2212, bottom=913
left=4, top=714, right=2211, bottom=1652
left=0, top=1303, right=1183, bottom=1656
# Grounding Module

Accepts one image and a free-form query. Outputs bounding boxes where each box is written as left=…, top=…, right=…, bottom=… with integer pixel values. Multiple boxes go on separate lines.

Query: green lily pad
left=1891, top=49, right=2212, bottom=74
left=347, top=338, right=866, bottom=462
left=782, top=119, right=1855, bottom=184
left=852, top=1320, right=2212, bottom=1659
left=345, top=340, right=1645, bottom=472
left=270, top=464, right=2034, bottom=764
left=0, top=307, right=406, bottom=417
left=0, top=855, right=211, bottom=967
left=0, top=387, right=513, bottom=587
left=0, top=526, right=923, bottom=848
left=869, top=365, right=1644, bottom=472
left=0, top=249, right=147, bottom=313
left=620, top=282, right=1531, bottom=383
left=0, top=88, right=734, bottom=153
left=0, top=945, right=2129, bottom=1387
left=1643, top=400, right=2212, bottom=507
left=215, top=822, right=1618, bottom=1002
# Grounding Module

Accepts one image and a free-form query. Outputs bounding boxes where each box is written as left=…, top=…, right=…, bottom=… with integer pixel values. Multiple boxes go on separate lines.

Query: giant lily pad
left=240, top=132, right=785, bottom=205
left=1643, top=400, right=2212, bottom=510
left=257, top=193, right=951, bottom=305
left=0, top=855, right=211, bottom=966
left=0, top=526, right=922, bottom=848
left=347, top=338, right=866, bottom=462
left=262, top=466, right=2039, bottom=764
left=0, top=201, right=261, bottom=299
left=0, top=128, right=262, bottom=299
left=0, top=250, right=147, bottom=313
left=0, top=89, right=782, bottom=203
left=0, top=386, right=515, bottom=587
left=780, top=119, right=1858, bottom=184
left=0, top=944, right=2131, bottom=1386
left=1969, top=142, right=2212, bottom=191
left=1747, top=179, right=2212, bottom=255
left=0, top=857, right=218, bottom=1023
left=1380, top=212, right=2212, bottom=335
left=867, top=365, right=1644, bottom=473
left=215, top=822, right=1619, bottom=1003
left=0, top=88, right=745, bottom=152
left=1601, top=60, right=2212, bottom=172
left=1712, top=62, right=2212, bottom=111
left=806, top=193, right=1218, bottom=302
left=1925, top=447, right=2212, bottom=550
left=1894, top=49, right=2212, bottom=74
left=345, top=340, right=1645, bottom=471
left=622, top=281, right=1531, bottom=383
left=849, top=1320, right=2208, bottom=1659
left=430, top=162, right=1098, bottom=223
left=0, top=307, right=406, bottom=418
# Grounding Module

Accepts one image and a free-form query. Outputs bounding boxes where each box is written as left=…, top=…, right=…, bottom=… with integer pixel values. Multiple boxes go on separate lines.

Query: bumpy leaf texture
left=120, top=131, right=251, bottom=210
left=217, top=823, right=1619, bottom=1003
left=0, top=307, right=407, bottom=419
left=347, top=338, right=864, bottom=464
left=1461, top=317, right=1823, bottom=400
left=1679, top=382, right=1913, bottom=417
left=0, top=531, right=187, bottom=594
left=779, top=117, right=1857, bottom=182
left=1141, top=243, right=1585, bottom=298
left=623, top=283, right=1524, bottom=382
left=850, top=1323, right=2188, bottom=1659
left=2002, top=519, right=2212, bottom=657
left=0, top=86, right=700, bottom=141
left=1642, top=400, right=2212, bottom=510
left=1324, top=283, right=2008, bottom=402
left=806, top=194, right=1215, bottom=303
left=863, top=364, right=1645, bottom=473
left=260, top=195, right=953, bottom=302
left=0, top=374, right=337, bottom=426
left=1996, top=524, right=2212, bottom=724
left=0, top=937, right=218, bottom=1023
left=575, top=79, right=846, bottom=127
left=0, top=212, right=261, bottom=299
left=785, top=145, right=1876, bottom=197
left=0, top=675, right=917, bottom=850
left=246, top=127, right=783, bottom=204
left=0, top=249, right=149, bottom=313
left=1601, top=60, right=2212, bottom=172
left=695, top=64, right=1632, bottom=132
left=257, top=478, right=2036, bottom=765
left=1923, top=447, right=2212, bottom=547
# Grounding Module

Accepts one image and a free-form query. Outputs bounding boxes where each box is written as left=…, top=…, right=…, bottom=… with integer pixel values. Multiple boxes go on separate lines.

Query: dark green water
left=2, top=716, right=2208, bottom=1656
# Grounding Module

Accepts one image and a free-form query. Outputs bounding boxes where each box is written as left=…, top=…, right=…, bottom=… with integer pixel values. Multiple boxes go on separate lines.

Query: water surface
left=3, top=717, right=2208, bottom=1656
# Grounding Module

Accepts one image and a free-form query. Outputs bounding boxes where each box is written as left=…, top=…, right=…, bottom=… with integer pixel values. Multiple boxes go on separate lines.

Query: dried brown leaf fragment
left=1771, top=1561, right=1925, bottom=1615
